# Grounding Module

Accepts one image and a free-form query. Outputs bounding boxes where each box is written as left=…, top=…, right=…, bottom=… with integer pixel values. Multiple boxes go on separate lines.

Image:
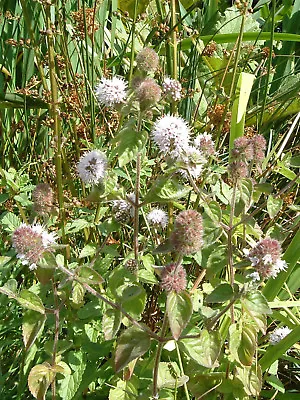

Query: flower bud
left=136, top=47, right=159, bottom=73
left=135, top=77, right=161, bottom=111
left=170, top=210, right=203, bottom=255
left=161, top=263, right=187, bottom=293
left=32, top=183, right=54, bottom=215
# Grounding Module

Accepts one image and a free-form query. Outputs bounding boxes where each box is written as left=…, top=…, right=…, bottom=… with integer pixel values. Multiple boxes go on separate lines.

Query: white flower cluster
left=146, top=209, right=168, bottom=229
left=77, top=150, right=107, bottom=185
left=179, top=146, right=206, bottom=179
left=112, top=193, right=136, bottom=223
left=269, top=326, right=292, bottom=345
left=95, top=77, right=127, bottom=107
left=162, top=77, right=182, bottom=101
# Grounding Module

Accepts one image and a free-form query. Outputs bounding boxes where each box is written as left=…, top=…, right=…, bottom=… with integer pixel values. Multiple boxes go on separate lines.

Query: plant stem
left=175, top=342, right=190, bottom=400
left=152, top=313, right=168, bottom=399
left=55, top=263, right=162, bottom=342
left=51, top=280, right=60, bottom=400
left=134, top=152, right=141, bottom=265
left=228, top=182, right=237, bottom=323
left=45, top=5, right=68, bottom=258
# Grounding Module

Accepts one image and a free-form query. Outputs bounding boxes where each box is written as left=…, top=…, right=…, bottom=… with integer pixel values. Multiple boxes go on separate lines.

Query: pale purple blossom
left=77, top=150, right=107, bottom=185
left=95, top=77, right=127, bottom=107
left=146, top=209, right=168, bottom=229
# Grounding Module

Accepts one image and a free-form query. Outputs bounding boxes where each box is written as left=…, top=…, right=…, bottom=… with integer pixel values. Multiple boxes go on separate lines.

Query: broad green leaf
left=109, top=377, right=139, bottom=400
left=28, top=363, right=54, bottom=400
left=79, top=244, right=97, bottom=258
left=77, top=266, right=104, bottom=285
left=236, top=365, right=262, bottom=397
left=118, top=284, right=147, bottom=319
left=71, top=281, right=85, bottom=306
left=0, top=211, right=21, bottom=233
left=205, top=245, right=227, bottom=277
left=18, top=290, right=45, bottom=314
left=137, top=268, right=158, bottom=284
left=58, top=351, right=86, bottom=400
left=229, top=324, right=256, bottom=366
left=65, top=219, right=91, bottom=234
left=267, top=195, right=283, bottom=219
left=143, top=175, right=190, bottom=204
left=205, top=284, right=234, bottom=304
left=157, top=362, right=189, bottom=389
left=241, top=291, right=271, bottom=334
left=202, top=214, right=222, bottom=247
left=44, top=340, right=73, bottom=357
left=239, top=178, right=253, bottom=208
left=114, top=326, right=151, bottom=372
left=266, top=375, right=285, bottom=393
left=118, top=0, right=150, bottom=18
left=289, top=155, right=300, bottom=168
left=202, top=201, right=222, bottom=223
left=102, top=309, right=122, bottom=340
left=22, top=310, right=46, bottom=350
left=167, top=291, right=193, bottom=340
left=179, top=329, right=221, bottom=368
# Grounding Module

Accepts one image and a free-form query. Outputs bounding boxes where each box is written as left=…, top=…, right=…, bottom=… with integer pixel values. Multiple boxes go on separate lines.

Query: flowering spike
left=161, top=263, right=187, bottom=293
left=170, top=210, right=203, bottom=255
left=162, top=77, right=182, bottom=101
left=95, top=77, right=127, bottom=107
left=12, top=224, right=57, bottom=270
left=146, top=209, right=168, bottom=229
left=77, top=150, right=107, bottom=185
left=135, top=47, right=159, bottom=73
left=151, top=114, right=190, bottom=159
left=32, top=183, right=54, bottom=215
left=244, top=238, right=287, bottom=279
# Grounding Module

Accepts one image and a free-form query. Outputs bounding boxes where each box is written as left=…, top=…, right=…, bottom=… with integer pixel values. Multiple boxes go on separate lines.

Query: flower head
left=228, top=160, right=248, bottom=181
left=252, top=134, right=266, bottom=163
left=232, top=136, right=253, bottom=160
left=146, top=209, right=168, bottom=229
left=151, top=114, right=190, bottom=159
left=194, top=133, right=215, bottom=156
left=32, top=183, right=54, bottom=215
left=244, top=238, right=287, bottom=279
left=162, top=77, right=182, bottom=101
left=161, top=263, right=187, bottom=293
left=12, top=223, right=57, bottom=270
left=77, top=150, right=107, bottom=185
left=179, top=146, right=206, bottom=179
left=95, top=77, right=127, bottom=107
left=170, top=210, right=203, bottom=255
left=135, top=47, right=159, bottom=73
left=269, top=326, right=292, bottom=345
left=112, top=192, right=136, bottom=223
left=135, top=77, right=162, bottom=110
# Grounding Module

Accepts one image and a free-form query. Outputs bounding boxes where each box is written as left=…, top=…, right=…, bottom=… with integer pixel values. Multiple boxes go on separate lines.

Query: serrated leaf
left=239, top=178, right=253, bottom=208
left=119, top=131, right=148, bottom=167
left=236, top=365, right=262, bottom=397
left=266, top=375, right=285, bottom=393
left=103, top=309, right=122, bottom=340
left=179, top=329, right=221, bottom=368
left=71, top=281, right=85, bottom=306
left=44, top=340, right=73, bottom=357
left=28, top=363, right=54, bottom=400
left=205, top=284, right=234, bottom=303
left=229, top=324, right=256, bottom=366
left=241, top=291, right=271, bottom=334
left=109, top=378, right=139, bottom=400
left=18, top=290, right=45, bottom=314
left=167, top=291, right=193, bottom=340
left=267, top=195, right=283, bottom=219
left=137, top=268, right=158, bottom=284
left=202, top=201, right=222, bottom=223
left=79, top=244, right=97, bottom=258
left=22, top=310, right=46, bottom=350
left=114, top=326, right=151, bottom=372
left=65, top=219, right=91, bottom=234
left=77, top=266, right=104, bottom=285
left=119, top=284, right=147, bottom=319
left=144, top=176, right=190, bottom=204
left=202, top=215, right=222, bottom=247
left=157, top=362, right=189, bottom=389
left=58, top=351, right=86, bottom=400
left=0, top=211, right=21, bottom=233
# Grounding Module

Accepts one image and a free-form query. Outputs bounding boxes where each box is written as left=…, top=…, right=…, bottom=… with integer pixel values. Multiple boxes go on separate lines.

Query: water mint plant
left=0, top=1, right=300, bottom=399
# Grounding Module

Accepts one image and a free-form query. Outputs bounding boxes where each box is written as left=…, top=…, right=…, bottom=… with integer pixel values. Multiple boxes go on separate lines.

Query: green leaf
left=241, top=291, right=271, bottom=334
left=167, top=291, right=193, bottom=340
left=102, top=309, right=122, bottom=340
left=118, top=0, right=150, bottom=18
left=229, top=324, right=256, bottom=366
left=77, top=266, right=104, bottom=285
left=230, top=72, right=255, bottom=151
left=0, top=211, right=21, bottom=233
left=65, top=219, right=91, bottom=234
left=137, top=268, right=158, bottom=284
left=144, top=175, right=190, bottom=204
left=109, top=378, right=139, bottom=400
left=58, top=351, right=86, bottom=400
left=235, top=365, right=262, bottom=397
left=267, top=195, right=283, bottom=219
left=239, top=178, right=253, bottom=208
left=289, top=155, right=300, bottom=168
left=18, top=290, right=45, bottom=314
left=22, top=310, right=46, bottom=350
left=179, top=329, right=221, bottom=368
left=114, top=326, right=151, bottom=372
left=71, top=281, right=85, bottom=306
left=119, top=284, right=147, bottom=320
left=79, top=244, right=97, bottom=258
left=205, top=284, right=234, bottom=303
left=28, top=363, right=54, bottom=400
left=266, top=375, right=285, bottom=393
left=202, top=214, right=222, bottom=247
left=157, top=362, right=189, bottom=389
left=202, top=201, right=222, bottom=223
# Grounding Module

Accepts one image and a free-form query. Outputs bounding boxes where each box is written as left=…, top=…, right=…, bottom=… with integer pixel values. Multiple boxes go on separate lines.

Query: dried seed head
left=170, top=210, right=203, bottom=255
left=161, top=263, right=187, bottom=293
left=136, top=47, right=159, bottom=73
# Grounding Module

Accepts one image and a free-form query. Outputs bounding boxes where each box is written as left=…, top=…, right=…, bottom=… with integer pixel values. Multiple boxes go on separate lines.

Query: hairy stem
left=228, top=182, right=237, bottom=323
left=152, top=313, right=168, bottom=399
